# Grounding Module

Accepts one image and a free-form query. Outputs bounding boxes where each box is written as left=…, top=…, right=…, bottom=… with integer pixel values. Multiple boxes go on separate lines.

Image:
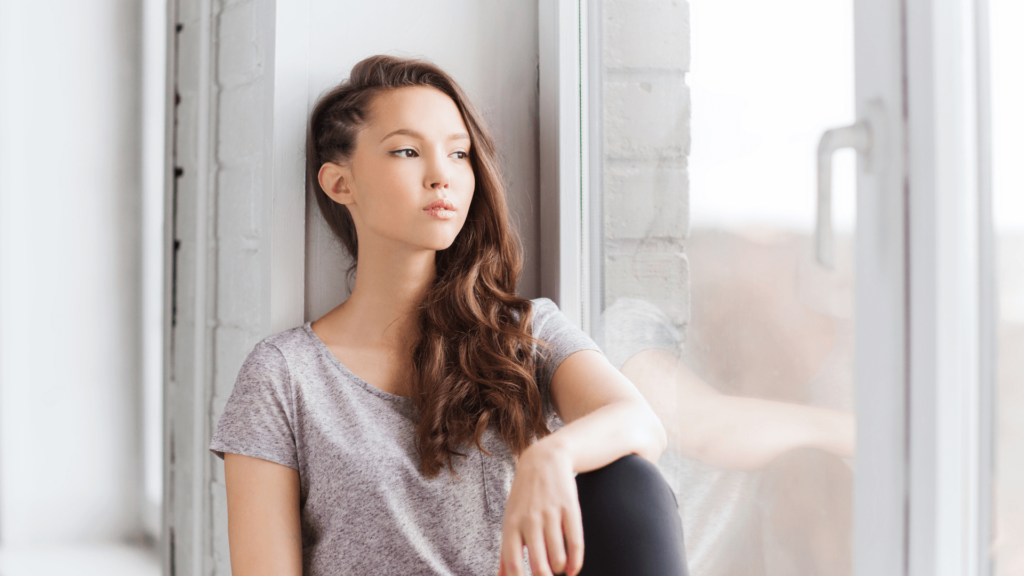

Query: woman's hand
left=494, top=349, right=667, bottom=575
left=497, top=438, right=584, bottom=576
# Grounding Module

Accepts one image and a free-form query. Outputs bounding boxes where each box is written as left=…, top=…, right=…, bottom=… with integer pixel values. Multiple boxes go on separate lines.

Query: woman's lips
left=424, top=207, right=456, bottom=220
left=424, top=199, right=456, bottom=220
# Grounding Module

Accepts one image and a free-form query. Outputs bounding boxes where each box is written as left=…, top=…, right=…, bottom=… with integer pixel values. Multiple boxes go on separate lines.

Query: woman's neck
left=331, top=242, right=436, bottom=350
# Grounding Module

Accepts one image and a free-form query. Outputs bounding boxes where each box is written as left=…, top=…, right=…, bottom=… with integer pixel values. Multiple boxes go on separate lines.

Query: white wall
left=0, top=0, right=143, bottom=544
left=304, top=0, right=542, bottom=319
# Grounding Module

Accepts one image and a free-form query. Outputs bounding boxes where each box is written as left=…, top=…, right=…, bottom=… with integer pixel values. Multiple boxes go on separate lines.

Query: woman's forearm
left=532, top=399, right=667, bottom=474
left=674, top=395, right=855, bottom=470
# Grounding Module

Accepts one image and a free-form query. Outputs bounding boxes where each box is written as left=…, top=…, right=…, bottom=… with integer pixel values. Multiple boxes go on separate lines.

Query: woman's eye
left=451, top=151, right=468, bottom=160
left=392, top=149, right=417, bottom=158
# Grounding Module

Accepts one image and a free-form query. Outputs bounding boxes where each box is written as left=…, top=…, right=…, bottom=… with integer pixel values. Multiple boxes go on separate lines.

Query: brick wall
left=213, top=1, right=273, bottom=573
left=172, top=0, right=273, bottom=573
left=600, top=0, right=691, bottom=330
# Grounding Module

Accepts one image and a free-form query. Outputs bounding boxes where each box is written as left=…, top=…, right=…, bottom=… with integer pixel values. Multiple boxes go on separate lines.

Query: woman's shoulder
left=528, top=296, right=557, bottom=309
left=525, top=296, right=572, bottom=327
left=522, top=297, right=600, bottom=355
left=260, top=322, right=313, bottom=352
left=239, top=323, right=319, bottom=375
left=212, top=325, right=311, bottom=469
left=526, top=296, right=560, bottom=320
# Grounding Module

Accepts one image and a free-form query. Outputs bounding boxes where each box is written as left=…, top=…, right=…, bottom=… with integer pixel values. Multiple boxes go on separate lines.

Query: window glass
left=590, top=2, right=856, bottom=573
left=990, top=0, right=1024, bottom=573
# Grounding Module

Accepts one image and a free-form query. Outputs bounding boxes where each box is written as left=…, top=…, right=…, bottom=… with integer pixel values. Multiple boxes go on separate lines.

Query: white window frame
left=538, top=0, right=586, bottom=329
left=141, top=0, right=171, bottom=544
left=539, top=1, right=996, bottom=575
left=905, top=0, right=994, bottom=575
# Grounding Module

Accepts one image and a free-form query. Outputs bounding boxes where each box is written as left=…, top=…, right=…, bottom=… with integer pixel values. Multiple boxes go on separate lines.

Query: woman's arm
left=498, top=349, right=666, bottom=576
left=544, top=348, right=668, bottom=470
left=223, top=453, right=303, bottom=576
left=621, top=348, right=855, bottom=471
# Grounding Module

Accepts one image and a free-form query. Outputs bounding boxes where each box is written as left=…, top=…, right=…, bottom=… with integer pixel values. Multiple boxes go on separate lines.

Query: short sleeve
left=530, top=298, right=605, bottom=424
left=209, top=340, right=299, bottom=470
left=591, top=297, right=683, bottom=371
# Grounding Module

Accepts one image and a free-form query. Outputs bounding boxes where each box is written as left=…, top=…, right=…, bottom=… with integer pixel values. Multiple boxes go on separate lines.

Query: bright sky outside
left=688, top=0, right=1023, bottom=235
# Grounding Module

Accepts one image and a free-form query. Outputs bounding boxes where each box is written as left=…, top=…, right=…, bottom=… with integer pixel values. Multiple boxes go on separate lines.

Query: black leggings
left=573, top=454, right=689, bottom=576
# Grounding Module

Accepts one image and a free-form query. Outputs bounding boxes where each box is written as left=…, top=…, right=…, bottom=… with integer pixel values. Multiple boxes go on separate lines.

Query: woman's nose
left=426, top=151, right=450, bottom=189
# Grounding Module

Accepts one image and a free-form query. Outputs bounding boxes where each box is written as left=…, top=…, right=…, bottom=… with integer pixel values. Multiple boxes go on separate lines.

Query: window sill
left=0, top=543, right=160, bottom=576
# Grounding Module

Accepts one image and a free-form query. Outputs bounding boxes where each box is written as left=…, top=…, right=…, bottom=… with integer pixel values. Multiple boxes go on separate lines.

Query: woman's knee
left=574, top=454, right=688, bottom=576
left=576, top=454, right=679, bottom=512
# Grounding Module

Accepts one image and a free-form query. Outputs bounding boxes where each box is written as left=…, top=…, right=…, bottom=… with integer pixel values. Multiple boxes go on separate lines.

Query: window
left=542, top=0, right=1005, bottom=573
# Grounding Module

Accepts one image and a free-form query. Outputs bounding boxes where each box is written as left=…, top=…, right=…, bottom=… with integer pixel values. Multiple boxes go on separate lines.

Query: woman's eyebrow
left=379, top=128, right=470, bottom=143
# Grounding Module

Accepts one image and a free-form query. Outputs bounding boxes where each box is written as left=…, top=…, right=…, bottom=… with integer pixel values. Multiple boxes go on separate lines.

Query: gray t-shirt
left=209, top=297, right=602, bottom=576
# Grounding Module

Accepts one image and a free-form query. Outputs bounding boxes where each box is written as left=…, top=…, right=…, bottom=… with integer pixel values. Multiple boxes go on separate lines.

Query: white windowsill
left=0, top=543, right=160, bottom=576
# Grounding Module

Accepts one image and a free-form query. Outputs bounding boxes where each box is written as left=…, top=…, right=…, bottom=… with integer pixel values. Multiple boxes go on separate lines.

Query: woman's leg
left=574, top=454, right=689, bottom=576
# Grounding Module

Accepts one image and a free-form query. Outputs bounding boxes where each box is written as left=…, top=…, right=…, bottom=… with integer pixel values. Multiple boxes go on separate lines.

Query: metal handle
left=815, top=99, right=886, bottom=269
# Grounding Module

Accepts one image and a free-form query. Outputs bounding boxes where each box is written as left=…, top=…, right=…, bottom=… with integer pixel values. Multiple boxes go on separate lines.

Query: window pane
left=590, top=2, right=856, bottom=574
left=990, top=0, right=1024, bottom=573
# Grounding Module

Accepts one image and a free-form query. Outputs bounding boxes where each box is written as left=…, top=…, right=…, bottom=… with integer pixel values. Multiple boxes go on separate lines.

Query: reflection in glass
left=594, top=231, right=856, bottom=575
left=590, top=1, right=856, bottom=574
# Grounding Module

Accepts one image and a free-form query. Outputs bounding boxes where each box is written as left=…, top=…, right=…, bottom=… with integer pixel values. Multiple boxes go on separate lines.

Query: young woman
left=209, top=55, right=688, bottom=576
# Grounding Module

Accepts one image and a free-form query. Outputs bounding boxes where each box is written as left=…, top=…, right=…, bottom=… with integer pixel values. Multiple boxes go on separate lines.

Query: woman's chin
left=429, top=239, right=459, bottom=252
left=414, top=234, right=460, bottom=253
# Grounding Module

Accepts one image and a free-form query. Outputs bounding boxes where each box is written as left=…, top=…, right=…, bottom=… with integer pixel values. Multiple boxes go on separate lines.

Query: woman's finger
left=561, top=503, right=585, bottom=576
left=526, top=522, right=555, bottom=576
left=496, top=551, right=507, bottom=576
left=501, top=528, right=526, bottom=576
left=543, top=510, right=568, bottom=575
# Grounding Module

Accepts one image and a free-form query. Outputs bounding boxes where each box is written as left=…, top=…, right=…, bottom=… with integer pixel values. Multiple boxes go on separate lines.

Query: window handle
left=815, top=99, right=886, bottom=269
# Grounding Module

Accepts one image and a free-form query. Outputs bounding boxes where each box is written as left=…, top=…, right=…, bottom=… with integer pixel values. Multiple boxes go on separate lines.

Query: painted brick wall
left=211, top=1, right=272, bottom=574
left=172, top=0, right=273, bottom=573
left=600, top=0, right=691, bottom=330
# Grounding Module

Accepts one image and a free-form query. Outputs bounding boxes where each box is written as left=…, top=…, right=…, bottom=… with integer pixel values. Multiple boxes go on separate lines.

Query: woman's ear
left=318, top=161, right=355, bottom=206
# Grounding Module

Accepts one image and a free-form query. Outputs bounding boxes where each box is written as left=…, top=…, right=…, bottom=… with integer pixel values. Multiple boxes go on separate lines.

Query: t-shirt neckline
left=301, top=321, right=414, bottom=405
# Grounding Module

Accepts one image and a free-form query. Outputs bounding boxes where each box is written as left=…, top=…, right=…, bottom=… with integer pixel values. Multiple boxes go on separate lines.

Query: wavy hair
left=306, top=55, right=552, bottom=478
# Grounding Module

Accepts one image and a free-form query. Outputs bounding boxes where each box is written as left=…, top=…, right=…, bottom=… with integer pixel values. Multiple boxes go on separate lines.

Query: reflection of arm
left=620, top=348, right=855, bottom=471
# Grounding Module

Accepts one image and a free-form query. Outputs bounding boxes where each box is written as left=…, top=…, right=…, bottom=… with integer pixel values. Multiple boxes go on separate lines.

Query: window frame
left=904, top=0, right=994, bottom=574
left=538, top=0, right=587, bottom=330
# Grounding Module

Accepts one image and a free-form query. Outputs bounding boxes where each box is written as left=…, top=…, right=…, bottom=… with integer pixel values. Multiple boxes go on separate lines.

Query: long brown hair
left=306, top=55, right=552, bottom=478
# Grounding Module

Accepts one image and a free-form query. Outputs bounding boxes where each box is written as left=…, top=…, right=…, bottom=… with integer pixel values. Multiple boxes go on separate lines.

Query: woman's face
left=320, top=85, right=476, bottom=254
